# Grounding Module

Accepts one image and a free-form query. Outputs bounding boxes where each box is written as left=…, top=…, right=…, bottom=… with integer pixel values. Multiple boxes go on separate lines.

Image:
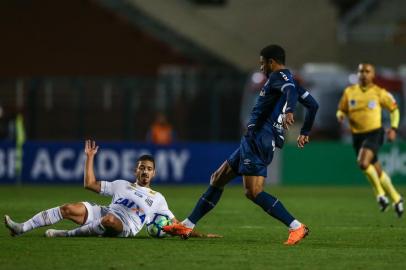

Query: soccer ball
left=146, top=213, right=172, bottom=238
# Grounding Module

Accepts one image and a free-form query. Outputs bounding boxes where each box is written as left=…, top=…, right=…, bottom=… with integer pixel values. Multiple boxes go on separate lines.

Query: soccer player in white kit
left=5, top=140, right=182, bottom=238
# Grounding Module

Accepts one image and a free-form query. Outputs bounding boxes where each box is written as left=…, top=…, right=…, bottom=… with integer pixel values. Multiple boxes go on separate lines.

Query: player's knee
left=244, top=188, right=261, bottom=201
left=60, top=204, right=74, bottom=218
left=210, top=170, right=221, bottom=185
left=358, top=160, right=370, bottom=170
left=101, top=215, right=120, bottom=229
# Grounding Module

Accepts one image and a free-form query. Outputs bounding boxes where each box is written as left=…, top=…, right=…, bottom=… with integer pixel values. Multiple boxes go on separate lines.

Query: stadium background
left=1, top=1, right=406, bottom=269
left=1, top=0, right=405, bottom=185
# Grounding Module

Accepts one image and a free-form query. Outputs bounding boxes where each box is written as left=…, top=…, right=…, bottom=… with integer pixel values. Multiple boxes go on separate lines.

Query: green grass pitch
left=1, top=185, right=406, bottom=270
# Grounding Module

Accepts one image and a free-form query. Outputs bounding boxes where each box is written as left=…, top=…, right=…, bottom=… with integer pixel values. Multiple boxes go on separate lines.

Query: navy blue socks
left=253, top=191, right=295, bottom=227
left=188, top=185, right=223, bottom=224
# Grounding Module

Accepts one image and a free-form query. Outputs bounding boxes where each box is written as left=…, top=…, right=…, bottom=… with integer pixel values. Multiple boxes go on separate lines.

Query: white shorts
left=82, top=202, right=138, bottom=238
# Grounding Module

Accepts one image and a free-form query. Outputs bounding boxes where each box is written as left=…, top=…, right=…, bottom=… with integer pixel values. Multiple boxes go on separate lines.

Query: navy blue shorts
left=227, top=129, right=275, bottom=177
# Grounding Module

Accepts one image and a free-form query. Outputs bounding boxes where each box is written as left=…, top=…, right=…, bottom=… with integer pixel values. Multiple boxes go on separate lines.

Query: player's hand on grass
left=297, top=135, right=309, bottom=148
left=282, top=112, right=294, bottom=130
left=386, top=128, right=397, bottom=142
left=85, top=140, right=99, bottom=156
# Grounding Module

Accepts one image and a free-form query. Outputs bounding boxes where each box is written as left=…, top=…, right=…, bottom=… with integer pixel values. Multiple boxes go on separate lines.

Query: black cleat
left=394, top=198, right=404, bottom=218
left=378, top=196, right=390, bottom=212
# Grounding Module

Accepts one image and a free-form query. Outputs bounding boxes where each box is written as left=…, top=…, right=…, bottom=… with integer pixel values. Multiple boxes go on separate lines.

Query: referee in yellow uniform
left=337, top=63, right=403, bottom=217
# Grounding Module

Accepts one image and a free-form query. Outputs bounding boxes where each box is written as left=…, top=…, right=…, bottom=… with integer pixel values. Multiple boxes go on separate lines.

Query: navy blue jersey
left=246, top=69, right=318, bottom=148
left=247, top=69, right=297, bottom=131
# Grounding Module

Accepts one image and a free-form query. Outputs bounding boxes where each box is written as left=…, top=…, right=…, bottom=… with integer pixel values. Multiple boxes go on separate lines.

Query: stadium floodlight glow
left=348, top=74, right=358, bottom=84
left=251, top=72, right=265, bottom=84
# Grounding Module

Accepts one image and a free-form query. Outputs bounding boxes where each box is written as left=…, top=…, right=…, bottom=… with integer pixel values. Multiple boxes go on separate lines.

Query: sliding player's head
left=135, top=154, right=156, bottom=187
left=260, top=44, right=286, bottom=76
left=357, top=63, right=375, bottom=87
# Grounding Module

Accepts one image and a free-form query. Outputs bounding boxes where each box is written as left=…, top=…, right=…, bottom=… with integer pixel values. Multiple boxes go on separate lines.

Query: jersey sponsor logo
left=243, top=159, right=251, bottom=165
left=368, top=100, right=377, bottom=109
left=114, top=198, right=136, bottom=208
left=113, top=198, right=147, bottom=223
left=259, top=89, right=266, bottom=97
left=279, top=72, right=289, bottom=81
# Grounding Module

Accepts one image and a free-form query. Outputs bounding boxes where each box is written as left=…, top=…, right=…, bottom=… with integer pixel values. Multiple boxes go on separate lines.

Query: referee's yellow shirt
left=338, top=84, right=398, bottom=134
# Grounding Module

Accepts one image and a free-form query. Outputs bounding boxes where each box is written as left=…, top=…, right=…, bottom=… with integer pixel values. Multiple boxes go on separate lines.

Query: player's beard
left=138, top=174, right=151, bottom=187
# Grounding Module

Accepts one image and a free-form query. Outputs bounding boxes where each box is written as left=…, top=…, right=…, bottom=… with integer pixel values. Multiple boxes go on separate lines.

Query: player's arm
left=387, top=108, right=400, bottom=141
left=282, top=83, right=299, bottom=129
left=297, top=87, right=319, bottom=148
left=381, top=90, right=400, bottom=141
left=83, top=140, right=101, bottom=193
left=336, top=89, right=348, bottom=123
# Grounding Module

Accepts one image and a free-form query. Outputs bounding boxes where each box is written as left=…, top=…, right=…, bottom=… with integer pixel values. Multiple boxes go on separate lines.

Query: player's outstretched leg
left=164, top=161, right=236, bottom=239
left=4, top=206, right=63, bottom=237
left=163, top=185, right=223, bottom=239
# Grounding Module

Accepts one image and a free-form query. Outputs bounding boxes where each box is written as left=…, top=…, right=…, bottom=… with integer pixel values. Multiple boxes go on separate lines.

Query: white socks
left=67, top=219, right=105, bottom=237
left=22, top=206, right=63, bottom=233
left=182, top=218, right=196, bottom=229
left=289, top=219, right=302, bottom=230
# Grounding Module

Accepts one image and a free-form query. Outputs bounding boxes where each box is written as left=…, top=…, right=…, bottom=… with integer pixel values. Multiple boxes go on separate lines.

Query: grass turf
left=0, top=185, right=406, bottom=270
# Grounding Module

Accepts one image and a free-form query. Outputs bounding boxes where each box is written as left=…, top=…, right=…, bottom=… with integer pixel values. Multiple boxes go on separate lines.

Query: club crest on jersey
left=259, top=89, right=266, bottom=96
left=145, top=197, right=153, bottom=207
left=279, top=72, right=289, bottom=81
left=368, top=100, right=377, bottom=109
left=349, top=99, right=356, bottom=107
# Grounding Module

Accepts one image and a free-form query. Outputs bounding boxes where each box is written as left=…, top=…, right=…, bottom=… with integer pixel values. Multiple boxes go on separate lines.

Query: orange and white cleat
left=284, top=224, right=309, bottom=245
left=163, top=223, right=193, bottom=239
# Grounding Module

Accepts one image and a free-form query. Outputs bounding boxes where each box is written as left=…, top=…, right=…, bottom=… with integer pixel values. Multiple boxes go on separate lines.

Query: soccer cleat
left=4, top=215, right=23, bottom=237
left=378, top=196, right=390, bottom=212
left=162, top=223, right=193, bottom=239
left=284, top=224, right=309, bottom=245
left=45, top=229, right=68, bottom=238
left=394, top=198, right=404, bottom=218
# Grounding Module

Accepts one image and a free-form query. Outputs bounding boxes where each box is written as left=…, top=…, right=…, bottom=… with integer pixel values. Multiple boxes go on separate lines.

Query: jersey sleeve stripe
left=301, top=91, right=309, bottom=99
left=281, top=83, right=295, bottom=92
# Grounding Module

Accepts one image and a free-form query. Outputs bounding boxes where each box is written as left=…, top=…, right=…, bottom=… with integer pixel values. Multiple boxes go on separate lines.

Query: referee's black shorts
left=352, top=128, right=384, bottom=163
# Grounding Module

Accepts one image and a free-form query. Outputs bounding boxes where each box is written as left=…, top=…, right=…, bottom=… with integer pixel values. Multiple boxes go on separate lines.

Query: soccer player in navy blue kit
left=164, top=45, right=319, bottom=245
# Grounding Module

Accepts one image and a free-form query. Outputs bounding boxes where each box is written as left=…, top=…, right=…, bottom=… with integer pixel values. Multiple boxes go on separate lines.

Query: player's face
left=135, top=160, right=155, bottom=187
left=259, top=56, right=272, bottom=77
left=357, top=64, right=375, bottom=86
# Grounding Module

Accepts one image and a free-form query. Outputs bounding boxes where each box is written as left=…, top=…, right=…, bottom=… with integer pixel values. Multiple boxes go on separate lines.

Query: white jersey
left=100, top=180, right=174, bottom=236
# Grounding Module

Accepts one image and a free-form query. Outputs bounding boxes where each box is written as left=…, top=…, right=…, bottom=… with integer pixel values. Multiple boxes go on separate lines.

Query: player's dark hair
left=137, top=154, right=155, bottom=168
left=260, top=44, right=286, bottom=64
